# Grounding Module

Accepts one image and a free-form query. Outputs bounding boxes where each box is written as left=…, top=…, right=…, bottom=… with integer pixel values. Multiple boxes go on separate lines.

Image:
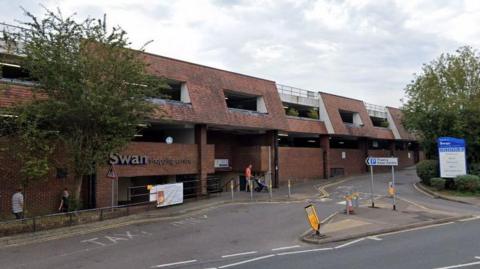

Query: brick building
left=0, top=35, right=421, bottom=217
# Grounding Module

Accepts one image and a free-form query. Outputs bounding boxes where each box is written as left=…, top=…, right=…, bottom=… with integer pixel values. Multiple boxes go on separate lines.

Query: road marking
left=413, top=183, right=436, bottom=198
left=221, top=251, right=258, bottom=258
left=433, top=261, right=480, bottom=269
left=271, top=245, right=301, bottom=251
left=337, top=201, right=347, bottom=205
left=475, top=257, right=480, bottom=260
left=151, top=259, right=197, bottom=268
left=459, top=216, right=480, bottom=222
left=218, top=254, right=275, bottom=268
left=378, top=222, right=455, bottom=237
left=81, top=238, right=107, bottom=246
left=334, top=238, right=365, bottom=249
left=276, top=248, right=332, bottom=256
left=367, top=236, right=382, bottom=241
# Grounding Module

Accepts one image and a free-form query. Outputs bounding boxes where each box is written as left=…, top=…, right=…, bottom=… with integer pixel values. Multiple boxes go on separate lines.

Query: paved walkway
left=303, top=196, right=469, bottom=244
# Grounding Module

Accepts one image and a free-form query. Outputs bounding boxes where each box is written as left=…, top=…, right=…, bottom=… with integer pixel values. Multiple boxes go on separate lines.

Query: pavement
left=302, top=196, right=469, bottom=244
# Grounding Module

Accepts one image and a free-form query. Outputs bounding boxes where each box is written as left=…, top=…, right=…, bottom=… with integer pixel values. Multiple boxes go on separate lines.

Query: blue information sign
left=437, top=137, right=467, bottom=178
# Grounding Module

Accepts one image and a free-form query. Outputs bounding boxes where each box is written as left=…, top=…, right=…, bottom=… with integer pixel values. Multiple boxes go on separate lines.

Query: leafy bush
left=455, top=175, right=480, bottom=192
left=416, top=160, right=439, bottom=186
left=468, top=163, right=480, bottom=176
left=430, top=177, right=446, bottom=191
left=286, top=107, right=299, bottom=117
left=307, top=108, right=319, bottom=119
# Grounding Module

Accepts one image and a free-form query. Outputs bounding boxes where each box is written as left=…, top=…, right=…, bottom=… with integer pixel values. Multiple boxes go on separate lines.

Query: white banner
left=149, top=183, right=184, bottom=207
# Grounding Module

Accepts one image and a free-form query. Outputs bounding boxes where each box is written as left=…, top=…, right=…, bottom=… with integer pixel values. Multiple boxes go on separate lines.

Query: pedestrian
left=11, top=187, right=24, bottom=220
left=58, top=187, right=70, bottom=213
left=245, top=164, right=252, bottom=192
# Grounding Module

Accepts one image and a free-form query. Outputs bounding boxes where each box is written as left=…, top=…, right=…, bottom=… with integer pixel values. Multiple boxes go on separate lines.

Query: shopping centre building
left=0, top=31, right=422, bottom=216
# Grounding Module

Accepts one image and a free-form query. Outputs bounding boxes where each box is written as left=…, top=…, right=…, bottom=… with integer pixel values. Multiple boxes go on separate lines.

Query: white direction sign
left=365, top=157, right=398, bottom=166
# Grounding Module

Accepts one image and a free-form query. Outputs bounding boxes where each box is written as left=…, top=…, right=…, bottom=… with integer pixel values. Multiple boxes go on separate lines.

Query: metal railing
left=276, top=84, right=319, bottom=99
left=364, top=102, right=387, bottom=119
left=0, top=22, right=27, bottom=55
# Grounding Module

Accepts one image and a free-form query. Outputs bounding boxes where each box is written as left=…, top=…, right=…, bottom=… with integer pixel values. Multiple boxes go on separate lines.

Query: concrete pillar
left=320, top=135, right=330, bottom=179
left=195, top=124, right=208, bottom=196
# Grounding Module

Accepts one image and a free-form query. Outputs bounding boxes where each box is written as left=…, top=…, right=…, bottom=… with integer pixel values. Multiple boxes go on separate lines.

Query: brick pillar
left=360, top=138, right=369, bottom=172
left=390, top=141, right=396, bottom=157
left=320, top=135, right=330, bottom=179
left=195, top=124, right=208, bottom=196
left=266, top=130, right=279, bottom=188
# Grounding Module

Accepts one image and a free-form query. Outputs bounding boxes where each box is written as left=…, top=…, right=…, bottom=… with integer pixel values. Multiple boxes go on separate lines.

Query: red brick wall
left=144, top=54, right=289, bottom=131
left=329, top=149, right=366, bottom=177
left=232, top=146, right=270, bottom=172
left=396, top=150, right=416, bottom=168
left=0, top=141, right=76, bottom=218
left=286, top=118, right=327, bottom=134
left=278, top=147, right=324, bottom=184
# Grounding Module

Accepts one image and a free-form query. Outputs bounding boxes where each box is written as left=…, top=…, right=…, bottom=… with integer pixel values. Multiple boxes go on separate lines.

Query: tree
left=2, top=8, right=166, bottom=202
left=402, top=46, right=480, bottom=162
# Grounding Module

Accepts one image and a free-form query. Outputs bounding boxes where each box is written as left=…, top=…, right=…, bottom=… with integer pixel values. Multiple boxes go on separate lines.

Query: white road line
left=218, top=254, right=275, bottom=268
left=367, top=236, right=382, bottom=241
left=271, top=245, right=301, bottom=251
left=276, top=248, right=332, bottom=256
left=378, top=222, right=455, bottom=237
left=475, top=257, right=480, bottom=260
left=433, top=261, right=480, bottom=269
left=459, top=216, right=480, bottom=222
left=221, top=251, right=258, bottom=258
left=151, top=259, right=197, bottom=268
left=334, top=238, right=365, bottom=249
left=413, top=183, right=436, bottom=198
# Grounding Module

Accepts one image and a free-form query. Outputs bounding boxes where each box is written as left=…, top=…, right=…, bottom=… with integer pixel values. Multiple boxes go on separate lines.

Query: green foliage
left=430, top=177, right=446, bottom=191
left=455, top=174, right=480, bottom=192
left=307, top=108, right=319, bottom=119
left=379, top=120, right=389, bottom=128
left=3, top=8, right=166, bottom=198
left=416, top=160, right=439, bottom=186
left=468, top=163, right=480, bottom=176
left=286, top=107, right=299, bottom=117
left=402, top=46, right=480, bottom=162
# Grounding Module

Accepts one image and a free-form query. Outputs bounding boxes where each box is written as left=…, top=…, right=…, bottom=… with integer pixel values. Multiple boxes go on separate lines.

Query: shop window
left=224, top=90, right=266, bottom=113
left=339, top=110, right=362, bottom=126
left=370, top=116, right=389, bottom=128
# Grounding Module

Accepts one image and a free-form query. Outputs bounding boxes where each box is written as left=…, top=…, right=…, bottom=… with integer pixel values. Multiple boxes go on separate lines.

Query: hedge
left=455, top=174, right=480, bottom=192
left=430, top=177, right=446, bottom=191
left=416, top=160, right=439, bottom=186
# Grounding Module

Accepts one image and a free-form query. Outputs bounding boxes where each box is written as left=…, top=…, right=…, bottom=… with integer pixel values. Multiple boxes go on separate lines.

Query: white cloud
left=1, top=0, right=479, bottom=107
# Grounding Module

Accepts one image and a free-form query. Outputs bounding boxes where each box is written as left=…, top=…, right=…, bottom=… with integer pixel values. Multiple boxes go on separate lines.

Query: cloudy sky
left=1, top=0, right=479, bottom=107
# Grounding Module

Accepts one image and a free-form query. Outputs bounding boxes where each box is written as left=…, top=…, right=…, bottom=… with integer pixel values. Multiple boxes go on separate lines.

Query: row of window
left=0, top=63, right=389, bottom=127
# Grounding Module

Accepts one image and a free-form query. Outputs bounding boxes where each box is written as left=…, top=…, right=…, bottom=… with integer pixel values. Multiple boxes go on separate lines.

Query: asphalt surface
left=1, top=167, right=479, bottom=269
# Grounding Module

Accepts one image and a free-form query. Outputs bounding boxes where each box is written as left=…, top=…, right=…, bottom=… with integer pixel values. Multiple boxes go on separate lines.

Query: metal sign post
left=366, top=157, right=398, bottom=210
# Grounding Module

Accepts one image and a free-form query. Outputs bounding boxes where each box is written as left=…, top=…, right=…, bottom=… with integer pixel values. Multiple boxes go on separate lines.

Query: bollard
left=250, top=180, right=253, bottom=200
left=288, top=179, right=291, bottom=198
left=230, top=180, right=234, bottom=201
left=269, top=178, right=272, bottom=200
left=353, top=192, right=359, bottom=208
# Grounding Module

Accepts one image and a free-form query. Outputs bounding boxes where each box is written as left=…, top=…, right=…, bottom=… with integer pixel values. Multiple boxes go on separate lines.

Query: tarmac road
left=186, top=217, right=480, bottom=269
left=1, top=167, right=479, bottom=269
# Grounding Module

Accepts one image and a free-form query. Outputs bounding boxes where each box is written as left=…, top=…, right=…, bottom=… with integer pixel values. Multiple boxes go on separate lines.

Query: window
left=156, top=80, right=190, bottom=103
left=0, top=63, right=33, bottom=82
left=370, top=116, right=389, bottom=128
left=330, top=138, right=359, bottom=149
left=224, top=90, right=267, bottom=113
left=283, top=103, right=319, bottom=120
left=339, top=110, right=362, bottom=126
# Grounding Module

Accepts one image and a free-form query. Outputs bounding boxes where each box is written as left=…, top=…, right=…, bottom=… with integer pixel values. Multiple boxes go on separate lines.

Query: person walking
left=245, top=164, right=253, bottom=192
left=58, top=187, right=70, bottom=212
left=11, top=187, right=24, bottom=220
